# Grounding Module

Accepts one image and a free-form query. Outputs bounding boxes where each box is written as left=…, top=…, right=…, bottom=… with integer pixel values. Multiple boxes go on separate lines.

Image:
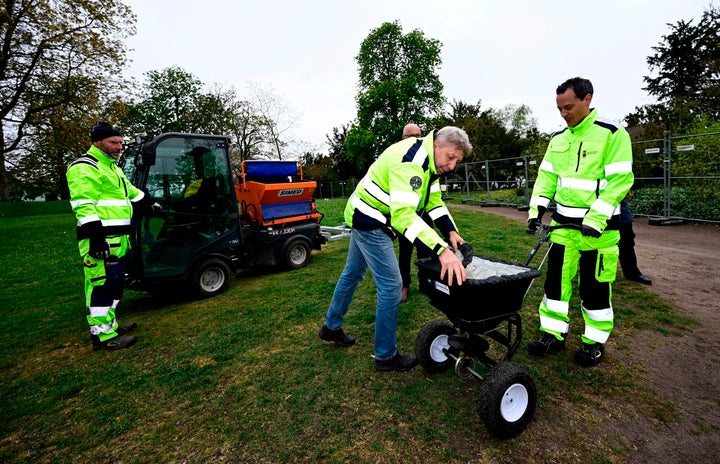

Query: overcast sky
left=122, top=0, right=712, bottom=151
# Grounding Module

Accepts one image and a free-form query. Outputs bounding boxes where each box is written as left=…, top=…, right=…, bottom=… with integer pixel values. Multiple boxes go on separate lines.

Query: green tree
left=0, top=0, right=135, bottom=201
left=128, top=67, right=203, bottom=135
left=626, top=5, right=720, bottom=130
left=348, top=21, right=444, bottom=170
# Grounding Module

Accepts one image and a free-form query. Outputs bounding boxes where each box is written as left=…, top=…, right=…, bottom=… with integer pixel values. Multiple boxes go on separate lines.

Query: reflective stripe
left=352, top=195, right=387, bottom=224
left=544, top=296, right=569, bottom=315
left=584, top=325, right=610, bottom=344
left=558, top=177, right=597, bottom=192
left=102, top=218, right=131, bottom=227
left=428, top=206, right=449, bottom=221
left=391, top=190, right=420, bottom=208
left=556, top=204, right=588, bottom=218
left=89, top=320, right=116, bottom=336
left=70, top=199, right=95, bottom=208
left=598, top=179, right=608, bottom=191
left=590, top=198, right=616, bottom=217
left=77, top=214, right=101, bottom=226
left=365, top=180, right=390, bottom=206
left=429, top=183, right=441, bottom=194
left=97, top=199, right=132, bottom=207
left=530, top=196, right=551, bottom=208
left=89, top=305, right=111, bottom=318
left=405, top=216, right=427, bottom=242
left=581, top=305, right=614, bottom=322
left=605, top=161, right=633, bottom=176
left=540, top=315, right=570, bottom=334
left=412, top=144, right=429, bottom=167
left=539, top=160, right=554, bottom=173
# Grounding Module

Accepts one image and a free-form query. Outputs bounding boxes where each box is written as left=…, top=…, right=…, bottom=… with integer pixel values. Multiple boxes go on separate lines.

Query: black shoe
left=575, top=343, right=604, bottom=367
left=116, top=321, right=138, bottom=336
left=627, top=274, right=652, bottom=285
left=92, top=334, right=137, bottom=351
left=374, top=352, right=418, bottom=372
left=528, top=333, right=566, bottom=357
left=318, top=325, right=356, bottom=347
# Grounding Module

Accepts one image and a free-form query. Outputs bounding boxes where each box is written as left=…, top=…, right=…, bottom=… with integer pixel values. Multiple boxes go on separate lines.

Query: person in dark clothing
left=397, top=123, right=428, bottom=302
left=619, top=197, right=652, bottom=285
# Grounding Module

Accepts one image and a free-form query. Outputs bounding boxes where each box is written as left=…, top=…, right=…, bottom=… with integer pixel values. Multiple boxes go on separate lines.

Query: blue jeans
left=324, top=228, right=402, bottom=360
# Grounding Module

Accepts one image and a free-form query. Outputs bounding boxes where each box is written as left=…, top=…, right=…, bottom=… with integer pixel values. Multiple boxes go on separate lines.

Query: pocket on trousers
left=595, top=245, right=619, bottom=283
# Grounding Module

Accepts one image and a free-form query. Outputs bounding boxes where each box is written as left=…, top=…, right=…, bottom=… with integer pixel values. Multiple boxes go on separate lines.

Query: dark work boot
left=116, top=321, right=138, bottom=336
left=575, top=343, right=605, bottom=367
left=374, top=352, right=418, bottom=372
left=318, top=325, right=356, bottom=347
left=528, top=333, right=566, bottom=357
left=93, top=334, right=137, bottom=351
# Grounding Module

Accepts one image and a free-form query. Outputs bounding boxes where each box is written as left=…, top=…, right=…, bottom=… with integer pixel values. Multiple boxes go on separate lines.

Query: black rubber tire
left=415, top=320, right=458, bottom=373
left=191, top=258, right=231, bottom=298
left=476, top=361, right=537, bottom=439
left=285, top=238, right=311, bottom=269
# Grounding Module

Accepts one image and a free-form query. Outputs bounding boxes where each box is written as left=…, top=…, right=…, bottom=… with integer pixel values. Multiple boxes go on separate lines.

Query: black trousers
left=398, top=212, right=433, bottom=288
left=618, top=221, right=641, bottom=277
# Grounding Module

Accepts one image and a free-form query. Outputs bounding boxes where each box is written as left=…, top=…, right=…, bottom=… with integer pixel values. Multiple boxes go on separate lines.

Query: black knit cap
left=91, top=121, right=122, bottom=141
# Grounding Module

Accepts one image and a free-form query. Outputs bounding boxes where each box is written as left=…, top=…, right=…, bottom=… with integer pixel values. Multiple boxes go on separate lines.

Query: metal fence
left=313, top=131, right=720, bottom=224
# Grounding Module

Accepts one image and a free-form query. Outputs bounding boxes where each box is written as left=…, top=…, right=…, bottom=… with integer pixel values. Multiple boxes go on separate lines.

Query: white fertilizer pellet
left=455, top=251, right=529, bottom=280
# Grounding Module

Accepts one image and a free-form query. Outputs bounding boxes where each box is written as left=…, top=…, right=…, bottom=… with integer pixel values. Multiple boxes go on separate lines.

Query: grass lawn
left=0, top=199, right=691, bottom=463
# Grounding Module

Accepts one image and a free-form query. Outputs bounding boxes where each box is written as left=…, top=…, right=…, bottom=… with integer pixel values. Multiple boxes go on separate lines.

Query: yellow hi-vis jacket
left=529, top=109, right=634, bottom=233
left=345, top=131, right=457, bottom=256
left=67, top=145, right=145, bottom=241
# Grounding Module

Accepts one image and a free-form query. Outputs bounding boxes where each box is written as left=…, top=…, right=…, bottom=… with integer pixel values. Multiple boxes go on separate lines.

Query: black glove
left=88, top=226, right=110, bottom=259
left=458, top=243, right=474, bottom=267
left=137, top=191, right=162, bottom=215
left=527, top=217, right=541, bottom=232
left=581, top=224, right=602, bottom=238
left=527, top=206, right=547, bottom=232
left=148, top=201, right=162, bottom=214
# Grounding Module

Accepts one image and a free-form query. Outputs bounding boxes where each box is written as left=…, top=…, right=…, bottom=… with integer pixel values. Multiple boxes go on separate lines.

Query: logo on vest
left=409, top=176, right=422, bottom=190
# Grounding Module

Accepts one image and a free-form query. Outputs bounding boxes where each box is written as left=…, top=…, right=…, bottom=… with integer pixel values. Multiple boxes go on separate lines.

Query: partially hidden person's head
left=433, top=126, right=472, bottom=175
left=91, top=121, right=124, bottom=159
left=401, top=123, right=422, bottom=139
left=556, top=77, right=593, bottom=128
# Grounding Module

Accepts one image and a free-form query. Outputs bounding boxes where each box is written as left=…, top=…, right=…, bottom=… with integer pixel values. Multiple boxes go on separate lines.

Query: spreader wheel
left=415, top=320, right=459, bottom=373
left=476, top=361, right=537, bottom=439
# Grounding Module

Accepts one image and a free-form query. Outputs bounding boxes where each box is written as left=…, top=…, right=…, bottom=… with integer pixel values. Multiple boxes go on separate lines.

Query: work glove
left=148, top=201, right=162, bottom=214
left=88, top=223, right=110, bottom=259
left=89, top=237, right=110, bottom=260
left=137, top=191, right=162, bottom=215
left=527, top=206, right=546, bottom=232
left=581, top=224, right=602, bottom=238
left=527, top=217, right=541, bottom=232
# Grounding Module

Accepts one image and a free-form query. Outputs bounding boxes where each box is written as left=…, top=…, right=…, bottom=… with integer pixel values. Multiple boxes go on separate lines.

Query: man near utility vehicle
left=526, top=77, right=634, bottom=367
left=66, top=121, right=158, bottom=351
left=318, top=126, right=471, bottom=372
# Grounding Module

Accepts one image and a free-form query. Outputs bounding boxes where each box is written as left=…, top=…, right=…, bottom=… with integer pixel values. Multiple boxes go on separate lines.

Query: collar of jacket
left=87, top=144, right=117, bottom=164
left=422, top=131, right=438, bottom=175
left=569, top=108, right=598, bottom=135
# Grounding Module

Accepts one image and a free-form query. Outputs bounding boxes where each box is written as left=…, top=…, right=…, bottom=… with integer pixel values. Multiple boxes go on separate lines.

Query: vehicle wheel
left=285, top=238, right=311, bottom=269
left=191, top=258, right=231, bottom=298
left=415, top=320, right=458, bottom=373
left=476, top=361, right=537, bottom=439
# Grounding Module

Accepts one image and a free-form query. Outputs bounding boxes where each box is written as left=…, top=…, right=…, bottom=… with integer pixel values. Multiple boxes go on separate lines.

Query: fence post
left=663, top=131, right=671, bottom=218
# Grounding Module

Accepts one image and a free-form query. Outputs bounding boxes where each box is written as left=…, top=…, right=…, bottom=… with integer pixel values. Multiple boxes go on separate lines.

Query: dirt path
left=452, top=203, right=720, bottom=462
